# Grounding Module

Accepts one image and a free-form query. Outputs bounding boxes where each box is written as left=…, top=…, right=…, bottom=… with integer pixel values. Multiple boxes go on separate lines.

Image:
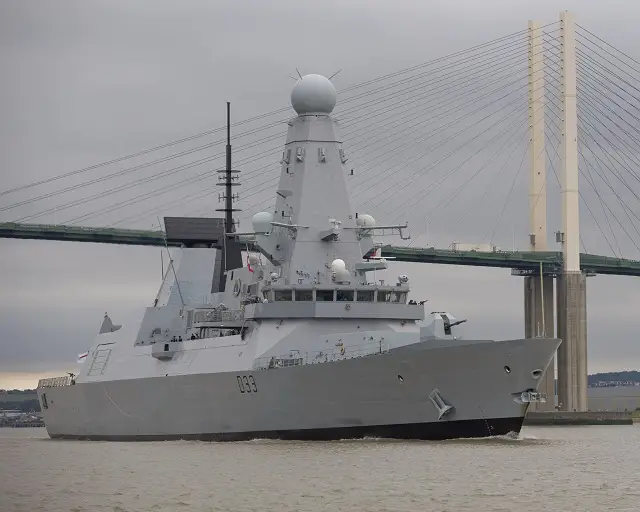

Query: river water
left=1, top=425, right=638, bottom=511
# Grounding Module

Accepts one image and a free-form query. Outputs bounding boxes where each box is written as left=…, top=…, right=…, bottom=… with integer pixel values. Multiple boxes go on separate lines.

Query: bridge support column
left=556, top=272, right=588, bottom=411
left=556, top=11, right=588, bottom=412
left=525, top=19, right=555, bottom=411
left=524, top=275, right=555, bottom=411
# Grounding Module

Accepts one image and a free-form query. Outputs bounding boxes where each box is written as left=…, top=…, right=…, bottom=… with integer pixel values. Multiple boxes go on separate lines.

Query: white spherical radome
left=358, top=214, right=376, bottom=228
left=291, top=74, right=337, bottom=115
left=333, top=267, right=351, bottom=283
left=252, top=211, right=273, bottom=233
left=331, top=258, right=346, bottom=270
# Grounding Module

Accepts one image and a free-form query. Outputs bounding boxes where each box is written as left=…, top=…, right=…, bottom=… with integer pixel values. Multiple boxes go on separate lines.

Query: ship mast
left=215, top=102, right=242, bottom=290
left=216, top=102, right=240, bottom=235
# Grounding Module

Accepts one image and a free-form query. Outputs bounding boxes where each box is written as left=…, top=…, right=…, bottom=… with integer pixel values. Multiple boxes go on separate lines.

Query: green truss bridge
left=2, top=221, right=640, bottom=277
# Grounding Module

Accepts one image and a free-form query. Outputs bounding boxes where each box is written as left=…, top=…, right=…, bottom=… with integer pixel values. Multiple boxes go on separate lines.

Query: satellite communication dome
left=331, top=258, right=346, bottom=270
left=252, top=211, right=273, bottom=233
left=333, top=268, right=351, bottom=283
left=291, top=74, right=337, bottom=115
left=357, top=214, right=376, bottom=227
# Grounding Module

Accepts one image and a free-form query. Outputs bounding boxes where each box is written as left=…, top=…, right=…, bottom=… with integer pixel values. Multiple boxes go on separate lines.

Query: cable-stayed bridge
left=2, top=12, right=640, bottom=412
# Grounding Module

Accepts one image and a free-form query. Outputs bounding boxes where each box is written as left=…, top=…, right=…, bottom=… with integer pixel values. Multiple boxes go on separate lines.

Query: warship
left=37, top=74, right=559, bottom=441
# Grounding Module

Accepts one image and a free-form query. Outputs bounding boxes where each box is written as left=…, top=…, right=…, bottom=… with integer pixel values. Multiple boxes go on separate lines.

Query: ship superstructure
left=37, top=74, right=559, bottom=441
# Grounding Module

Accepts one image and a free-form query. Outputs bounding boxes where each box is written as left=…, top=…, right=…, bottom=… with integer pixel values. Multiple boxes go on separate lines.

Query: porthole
left=504, top=365, right=511, bottom=374
left=531, top=369, right=543, bottom=379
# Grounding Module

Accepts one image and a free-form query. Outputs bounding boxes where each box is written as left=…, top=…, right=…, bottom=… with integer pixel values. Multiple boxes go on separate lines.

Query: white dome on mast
left=252, top=211, right=273, bottom=233
left=291, top=74, right=337, bottom=115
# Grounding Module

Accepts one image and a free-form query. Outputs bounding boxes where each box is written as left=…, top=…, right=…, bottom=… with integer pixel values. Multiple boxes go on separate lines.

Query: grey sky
left=1, top=0, right=639, bottom=388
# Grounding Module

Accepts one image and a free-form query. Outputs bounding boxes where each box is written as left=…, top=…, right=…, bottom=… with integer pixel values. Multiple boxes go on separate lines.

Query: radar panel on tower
left=164, top=217, right=226, bottom=246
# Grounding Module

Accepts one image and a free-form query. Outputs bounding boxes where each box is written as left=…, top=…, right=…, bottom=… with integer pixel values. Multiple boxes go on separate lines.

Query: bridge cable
left=357, top=88, right=536, bottom=214
left=375, top=106, right=528, bottom=224
left=424, top=128, right=531, bottom=249
left=95, top=74, right=528, bottom=228
left=0, top=26, right=554, bottom=197
left=14, top=56, right=538, bottom=224
left=5, top=29, right=563, bottom=224
left=0, top=41, right=540, bottom=214
left=543, top=102, right=627, bottom=255
left=544, top=113, right=631, bottom=256
left=576, top=82, right=640, bottom=163
left=2, top=34, right=554, bottom=218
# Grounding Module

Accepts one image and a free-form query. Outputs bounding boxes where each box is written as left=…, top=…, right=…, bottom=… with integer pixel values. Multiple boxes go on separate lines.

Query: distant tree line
left=0, top=399, right=40, bottom=412
left=588, top=371, right=640, bottom=385
left=0, top=389, right=40, bottom=412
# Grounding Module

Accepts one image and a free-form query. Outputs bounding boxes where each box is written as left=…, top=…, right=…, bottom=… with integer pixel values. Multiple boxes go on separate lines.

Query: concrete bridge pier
left=556, top=271, right=588, bottom=411
left=524, top=275, right=556, bottom=412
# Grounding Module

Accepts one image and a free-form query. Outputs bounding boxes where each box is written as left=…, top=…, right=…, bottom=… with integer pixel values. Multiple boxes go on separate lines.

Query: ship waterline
left=38, top=336, right=559, bottom=441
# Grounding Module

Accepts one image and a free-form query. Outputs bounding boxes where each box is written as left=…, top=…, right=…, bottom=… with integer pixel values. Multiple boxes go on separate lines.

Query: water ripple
left=0, top=425, right=638, bottom=511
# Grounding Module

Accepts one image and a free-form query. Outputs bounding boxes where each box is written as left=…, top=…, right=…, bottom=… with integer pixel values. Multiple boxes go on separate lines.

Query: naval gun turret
left=420, top=312, right=467, bottom=340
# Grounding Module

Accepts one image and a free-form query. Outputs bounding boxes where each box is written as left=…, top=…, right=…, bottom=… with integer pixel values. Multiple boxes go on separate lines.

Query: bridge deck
left=2, top=222, right=640, bottom=276
left=380, top=246, right=640, bottom=277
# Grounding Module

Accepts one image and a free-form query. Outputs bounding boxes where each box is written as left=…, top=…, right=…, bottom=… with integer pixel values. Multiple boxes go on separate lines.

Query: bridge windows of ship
left=356, top=290, right=374, bottom=302
left=336, top=290, right=354, bottom=301
left=295, top=289, right=313, bottom=301
left=274, top=289, right=293, bottom=301
left=378, top=291, right=406, bottom=303
left=315, top=289, right=335, bottom=301
left=261, top=288, right=408, bottom=304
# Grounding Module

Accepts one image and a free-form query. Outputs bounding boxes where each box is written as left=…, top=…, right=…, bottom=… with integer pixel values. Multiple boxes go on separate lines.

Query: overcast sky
left=1, top=0, right=639, bottom=389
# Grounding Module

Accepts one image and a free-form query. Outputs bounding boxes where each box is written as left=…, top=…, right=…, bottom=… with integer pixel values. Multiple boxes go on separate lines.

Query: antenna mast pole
left=225, top=101, right=233, bottom=235
left=216, top=101, right=240, bottom=233
left=216, top=101, right=240, bottom=238
left=215, top=102, right=242, bottom=292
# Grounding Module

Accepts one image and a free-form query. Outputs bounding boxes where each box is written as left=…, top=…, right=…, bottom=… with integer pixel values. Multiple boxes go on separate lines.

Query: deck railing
left=193, top=309, right=244, bottom=324
left=253, top=340, right=390, bottom=370
left=38, top=376, right=72, bottom=388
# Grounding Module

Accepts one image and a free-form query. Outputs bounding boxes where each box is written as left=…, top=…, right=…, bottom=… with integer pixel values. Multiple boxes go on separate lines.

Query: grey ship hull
left=38, top=336, right=559, bottom=441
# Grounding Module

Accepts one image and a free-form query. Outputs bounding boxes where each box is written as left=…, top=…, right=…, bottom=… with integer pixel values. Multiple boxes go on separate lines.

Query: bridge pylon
left=525, top=20, right=555, bottom=412
left=556, top=10, right=588, bottom=412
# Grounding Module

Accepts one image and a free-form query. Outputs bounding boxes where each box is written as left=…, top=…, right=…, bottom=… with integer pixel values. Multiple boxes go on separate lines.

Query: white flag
left=77, top=351, right=89, bottom=364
